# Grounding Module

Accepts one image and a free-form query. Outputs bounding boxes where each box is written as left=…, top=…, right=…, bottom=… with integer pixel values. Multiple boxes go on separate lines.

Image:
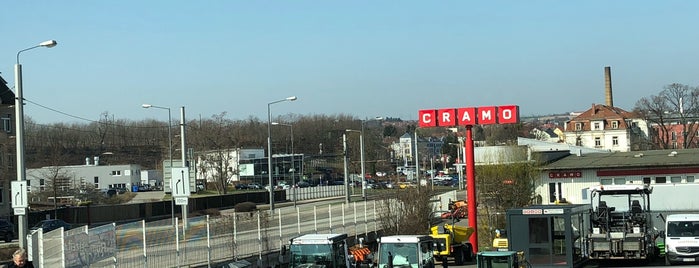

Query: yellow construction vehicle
left=430, top=223, right=475, bottom=265
left=476, top=251, right=531, bottom=268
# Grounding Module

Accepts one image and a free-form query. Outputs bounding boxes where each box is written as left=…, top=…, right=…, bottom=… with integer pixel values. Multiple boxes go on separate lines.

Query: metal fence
left=27, top=190, right=457, bottom=268
left=27, top=200, right=382, bottom=267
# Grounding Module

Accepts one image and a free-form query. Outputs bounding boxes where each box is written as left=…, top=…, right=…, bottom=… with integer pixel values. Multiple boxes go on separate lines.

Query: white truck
left=285, top=233, right=352, bottom=268
left=376, top=235, right=435, bottom=268
left=664, top=214, right=699, bottom=265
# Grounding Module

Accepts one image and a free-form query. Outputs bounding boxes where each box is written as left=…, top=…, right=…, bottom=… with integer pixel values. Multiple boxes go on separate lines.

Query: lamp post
left=272, top=122, right=296, bottom=206
left=267, top=96, right=297, bottom=211
left=142, top=103, right=174, bottom=226
left=14, top=39, right=57, bottom=248
left=348, top=117, right=383, bottom=201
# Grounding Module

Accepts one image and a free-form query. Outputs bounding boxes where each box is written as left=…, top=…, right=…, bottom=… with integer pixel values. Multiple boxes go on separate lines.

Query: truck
left=375, top=235, right=435, bottom=268
left=586, top=184, right=658, bottom=261
left=430, top=223, right=474, bottom=265
left=285, top=233, right=357, bottom=268
left=663, top=214, right=699, bottom=265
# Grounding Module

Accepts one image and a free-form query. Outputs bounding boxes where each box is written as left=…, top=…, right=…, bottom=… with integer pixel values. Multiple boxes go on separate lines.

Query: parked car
left=247, top=183, right=263, bottom=189
left=30, top=219, right=72, bottom=233
left=0, top=219, right=15, bottom=243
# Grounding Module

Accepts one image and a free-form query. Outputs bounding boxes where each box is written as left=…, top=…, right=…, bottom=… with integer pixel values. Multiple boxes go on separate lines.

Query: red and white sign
left=419, top=105, right=520, bottom=127
left=548, top=171, right=582, bottom=179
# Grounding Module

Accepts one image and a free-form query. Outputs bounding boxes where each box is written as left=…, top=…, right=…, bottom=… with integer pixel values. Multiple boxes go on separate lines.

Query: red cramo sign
left=418, top=105, right=519, bottom=127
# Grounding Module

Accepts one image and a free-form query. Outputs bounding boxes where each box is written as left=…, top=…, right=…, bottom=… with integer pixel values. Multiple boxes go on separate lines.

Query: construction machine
left=375, top=235, right=436, bottom=268
left=430, top=223, right=474, bottom=265
left=586, top=184, right=659, bottom=261
left=476, top=251, right=531, bottom=268
left=282, top=233, right=375, bottom=268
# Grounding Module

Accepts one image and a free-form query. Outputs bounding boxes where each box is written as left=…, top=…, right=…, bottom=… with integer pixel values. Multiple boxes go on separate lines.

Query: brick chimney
left=604, top=66, right=613, bottom=107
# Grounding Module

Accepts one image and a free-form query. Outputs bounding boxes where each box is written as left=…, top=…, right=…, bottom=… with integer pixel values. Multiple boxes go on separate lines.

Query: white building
left=26, top=157, right=142, bottom=192
left=562, top=104, right=649, bottom=152
left=196, top=148, right=265, bottom=183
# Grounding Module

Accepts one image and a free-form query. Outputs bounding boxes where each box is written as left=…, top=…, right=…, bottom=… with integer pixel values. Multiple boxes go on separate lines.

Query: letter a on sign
left=438, top=109, right=456, bottom=127
left=458, top=107, right=476, bottom=125
left=418, top=110, right=436, bottom=127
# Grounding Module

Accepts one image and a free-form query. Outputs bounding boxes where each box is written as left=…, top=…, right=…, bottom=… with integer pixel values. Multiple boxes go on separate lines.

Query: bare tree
left=635, top=83, right=699, bottom=149
left=377, top=187, right=436, bottom=235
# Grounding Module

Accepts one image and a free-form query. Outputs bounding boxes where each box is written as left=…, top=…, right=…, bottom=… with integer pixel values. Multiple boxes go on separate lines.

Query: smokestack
left=604, top=66, right=613, bottom=107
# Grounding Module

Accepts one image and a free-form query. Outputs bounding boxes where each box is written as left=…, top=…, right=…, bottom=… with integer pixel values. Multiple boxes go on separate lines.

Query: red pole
left=465, top=125, right=478, bottom=253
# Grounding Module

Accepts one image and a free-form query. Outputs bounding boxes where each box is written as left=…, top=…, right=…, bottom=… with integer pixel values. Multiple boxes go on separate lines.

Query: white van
left=665, top=214, right=699, bottom=265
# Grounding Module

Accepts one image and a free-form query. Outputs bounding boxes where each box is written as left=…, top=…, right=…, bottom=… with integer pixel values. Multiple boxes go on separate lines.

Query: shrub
left=234, top=202, right=257, bottom=212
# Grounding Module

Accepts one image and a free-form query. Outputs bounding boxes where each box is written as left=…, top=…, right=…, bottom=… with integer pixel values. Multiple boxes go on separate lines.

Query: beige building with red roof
left=562, top=104, right=649, bottom=152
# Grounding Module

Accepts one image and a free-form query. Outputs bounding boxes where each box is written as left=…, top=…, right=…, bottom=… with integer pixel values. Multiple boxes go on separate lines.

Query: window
left=594, top=137, right=601, bottom=147
left=673, top=142, right=678, bottom=149
left=110, top=170, right=121, bottom=176
left=94, top=177, right=99, bottom=183
left=611, top=121, right=619, bottom=129
left=548, top=182, right=562, bottom=203
left=600, top=178, right=613, bottom=185
left=1, top=115, right=11, bottom=133
left=612, top=136, right=619, bottom=146
left=40, top=179, right=45, bottom=186
left=643, top=177, right=651, bottom=184
left=575, top=123, right=582, bottom=131
left=594, top=122, right=601, bottom=130
left=671, top=132, right=677, bottom=141
left=613, top=178, right=626, bottom=185
left=687, top=176, right=695, bottom=183
left=670, top=176, right=682, bottom=183
left=656, top=177, right=667, bottom=184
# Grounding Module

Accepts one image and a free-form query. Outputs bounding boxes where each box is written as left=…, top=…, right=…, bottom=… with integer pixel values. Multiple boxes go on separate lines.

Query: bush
left=234, top=202, right=257, bottom=212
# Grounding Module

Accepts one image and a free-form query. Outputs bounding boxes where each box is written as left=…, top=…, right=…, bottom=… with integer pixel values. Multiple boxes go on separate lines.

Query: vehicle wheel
left=464, top=244, right=473, bottom=262
left=454, top=247, right=465, bottom=265
left=665, top=255, right=672, bottom=266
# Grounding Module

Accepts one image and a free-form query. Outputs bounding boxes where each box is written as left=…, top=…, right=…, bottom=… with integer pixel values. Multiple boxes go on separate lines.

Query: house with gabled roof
left=563, top=104, right=649, bottom=152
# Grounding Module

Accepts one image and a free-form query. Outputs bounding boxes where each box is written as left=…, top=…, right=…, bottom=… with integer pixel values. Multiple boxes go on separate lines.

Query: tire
left=464, top=244, right=473, bottom=262
left=665, top=255, right=672, bottom=266
left=454, top=247, right=465, bottom=265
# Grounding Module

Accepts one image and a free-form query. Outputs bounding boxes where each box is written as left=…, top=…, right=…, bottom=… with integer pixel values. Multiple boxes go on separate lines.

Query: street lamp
left=14, top=39, right=57, bottom=248
left=142, top=103, right=174, bottom=226
left=271, top=122, right=296, bottom=206
left=346, top=116, right=383, bottom=201
left=267, top=96, right=297, bottom=211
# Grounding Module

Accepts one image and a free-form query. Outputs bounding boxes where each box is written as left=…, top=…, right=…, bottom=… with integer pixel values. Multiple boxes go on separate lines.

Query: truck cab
left=376, top=235, right=435, bottom=268
left=287, top=233, right=351, bottom=268
left=664, top=214, right=699, bottom=265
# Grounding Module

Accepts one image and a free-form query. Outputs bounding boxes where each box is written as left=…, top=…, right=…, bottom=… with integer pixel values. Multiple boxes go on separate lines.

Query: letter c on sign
left=418, top=110, right=437, bottom=127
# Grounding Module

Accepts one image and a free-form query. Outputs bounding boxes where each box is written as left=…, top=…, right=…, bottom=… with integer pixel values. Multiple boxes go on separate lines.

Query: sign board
left=171, top=167, right=191, bottom=197
left=11, top=181, right=28, bottom=209
left=175, top=197, right=189, bottom=205
left=418, top=105, right=520, bottom=127
left=239, top=163, right=255, bottom=176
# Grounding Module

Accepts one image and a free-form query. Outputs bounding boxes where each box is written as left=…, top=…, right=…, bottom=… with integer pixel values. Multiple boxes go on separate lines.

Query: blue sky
left=2, top=1, right=698, bottom=124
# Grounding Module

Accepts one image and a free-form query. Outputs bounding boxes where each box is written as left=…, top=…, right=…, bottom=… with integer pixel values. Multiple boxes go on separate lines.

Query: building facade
left=26, top=161, right=142, bottom=192
left=563, top=104, right=649, bottom=152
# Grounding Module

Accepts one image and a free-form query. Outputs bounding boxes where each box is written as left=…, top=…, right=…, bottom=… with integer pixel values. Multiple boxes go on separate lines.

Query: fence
left=28, top=200, right=382, bottom=267
left=27, top=190, right=457, bottom=268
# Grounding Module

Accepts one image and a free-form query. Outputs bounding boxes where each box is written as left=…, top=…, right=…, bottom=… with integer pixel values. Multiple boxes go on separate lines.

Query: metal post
left=14, top=40, right=58, bottom=248
left=359, top=124, right=366, bottom=200
left=267, top=96, right=297, bottom=211
left=142, top=104, right=174, bottom=226
left=180, top=106, right=188, bottom=228
left=343, top=133, right=350, bottom=204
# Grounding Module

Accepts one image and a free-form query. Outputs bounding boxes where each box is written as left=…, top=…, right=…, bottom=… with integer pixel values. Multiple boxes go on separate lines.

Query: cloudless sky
left=2, top=1, right=698, bottom=124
